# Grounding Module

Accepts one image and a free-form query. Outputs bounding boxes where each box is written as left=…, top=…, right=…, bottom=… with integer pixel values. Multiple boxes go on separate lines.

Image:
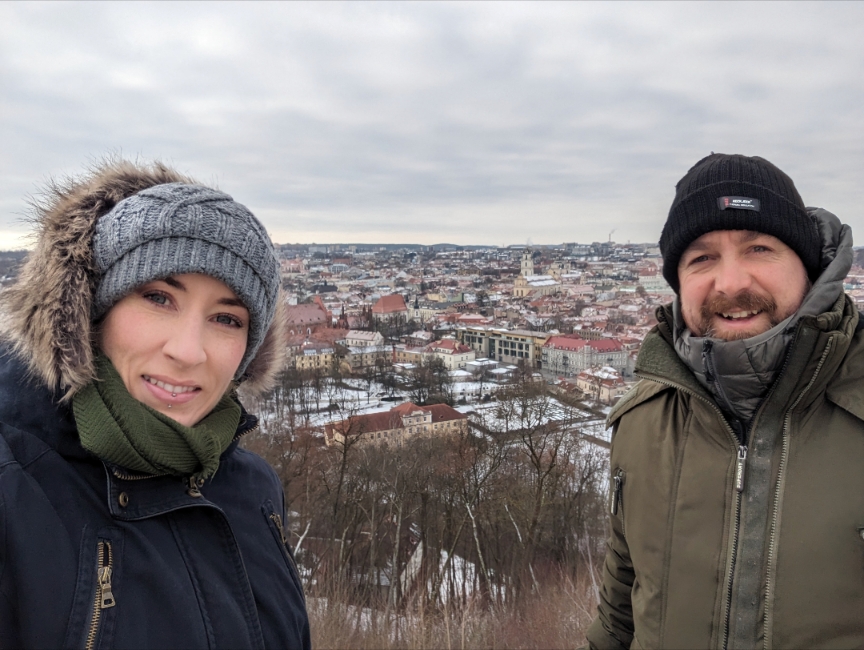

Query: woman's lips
left=141, top=375, right=201, bottom=405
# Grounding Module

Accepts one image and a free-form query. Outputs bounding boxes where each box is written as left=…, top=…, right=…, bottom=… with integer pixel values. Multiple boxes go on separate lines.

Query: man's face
left=678, top=230, right=810, bottom=341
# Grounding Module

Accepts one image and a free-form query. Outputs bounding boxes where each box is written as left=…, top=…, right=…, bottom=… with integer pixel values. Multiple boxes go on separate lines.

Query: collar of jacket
left=103, top=409, right=258, bottom=520
left=611, top=292, right=859, bottom=429
left=104, top=468, right=219, bottom=520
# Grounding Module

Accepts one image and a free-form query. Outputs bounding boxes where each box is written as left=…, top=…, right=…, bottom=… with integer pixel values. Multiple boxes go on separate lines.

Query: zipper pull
left=611, top=469, right=624, bottom=515
left=187, top=476, right=203, bottom=498
left=735, top=445, right=748, bottom=493
left=98, top=565, right=115, bottom=608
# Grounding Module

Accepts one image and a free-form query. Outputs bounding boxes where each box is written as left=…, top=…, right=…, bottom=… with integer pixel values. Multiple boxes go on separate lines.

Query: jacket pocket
left=64, top=528, right=123, bottom=650
left=262, top=501, right=306, bottom=604
left=610, top=468, right=626, bottom=537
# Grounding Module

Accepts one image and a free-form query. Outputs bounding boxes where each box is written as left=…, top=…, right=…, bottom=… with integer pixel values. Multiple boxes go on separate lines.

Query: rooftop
left=372, top=293, right=408, bottom=314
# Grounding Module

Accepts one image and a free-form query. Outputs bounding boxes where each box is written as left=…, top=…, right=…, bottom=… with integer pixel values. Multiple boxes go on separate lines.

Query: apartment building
left=294, top=343, right=336, bottom=371
left=541, top=335, right=627, bottom=376
left=456, top=327, right=549, bottom=367
left=343, top=330, right=385, bottom=347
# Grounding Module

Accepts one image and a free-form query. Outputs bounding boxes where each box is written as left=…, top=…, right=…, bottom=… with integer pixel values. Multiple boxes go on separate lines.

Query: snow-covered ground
left=256, top=375, right=613, bottom=443
left=455, top=399, right=610, bottom=442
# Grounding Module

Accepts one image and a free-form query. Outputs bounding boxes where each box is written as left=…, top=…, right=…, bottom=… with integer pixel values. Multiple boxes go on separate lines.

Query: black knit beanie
left=659, top=154, right=821, bottom=293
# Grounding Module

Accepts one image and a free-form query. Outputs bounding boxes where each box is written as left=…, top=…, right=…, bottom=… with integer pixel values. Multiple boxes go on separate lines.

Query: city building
left=324, top=402, right=468, bottom=447
left=285, top=302, right=330, bottom=333
left=456, top=326, right=549, bottom=367
left=425, top=337, right=476, bottom=370
left=575, top=367, right=628, bottom=404
left=293, top=342, right=336, bottom=371
left=513, top=251, right=560, bottom=298
left=541, top=335, right=627, bottom=376
left=372, top=294, right=409, bottom=321
left=343, top=330, right=385, bottom=347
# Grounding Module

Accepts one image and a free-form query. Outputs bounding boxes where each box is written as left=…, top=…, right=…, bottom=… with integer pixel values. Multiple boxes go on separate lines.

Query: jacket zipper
left=705, top=342, right=750, bottom=491
left=610, top=468, right=627, bottom=539
left=85, top=540, right=115, bottom=650
left=111, top=467, right=167, bottom=481
left=611, top=468, right=625, bottom=516
left=238, top=421, right=259, bottom=441
left=702, top=340, right=739, bottom=424
left=762, top=337, right=833, bottom=649
left=269, top=512, right=303, bottom=589
left=635, top=371, right=743, bottom=650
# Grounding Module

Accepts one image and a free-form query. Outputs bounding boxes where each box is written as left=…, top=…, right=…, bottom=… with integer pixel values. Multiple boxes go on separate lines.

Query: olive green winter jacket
left=586, top=296, right=864, bottom=650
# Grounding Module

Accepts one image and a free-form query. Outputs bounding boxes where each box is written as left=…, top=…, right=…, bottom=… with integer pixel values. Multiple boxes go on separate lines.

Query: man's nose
left=162, top=316, right=208, bottom=366
left=713, top=256, right=753, bottom=296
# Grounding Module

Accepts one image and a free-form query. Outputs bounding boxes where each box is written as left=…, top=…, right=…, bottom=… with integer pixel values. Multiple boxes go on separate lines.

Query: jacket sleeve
left=585, top=471, right=635, bottom=649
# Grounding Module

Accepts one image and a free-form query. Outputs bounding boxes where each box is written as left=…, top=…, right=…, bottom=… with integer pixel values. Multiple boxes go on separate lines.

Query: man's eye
left=215, top=313, right=243, bottom=328
left=688, top=255, right=710, bottom=265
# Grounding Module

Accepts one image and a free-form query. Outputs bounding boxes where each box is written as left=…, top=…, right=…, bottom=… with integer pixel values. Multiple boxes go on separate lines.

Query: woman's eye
left=144, top=292, right=169, bottom=306
left=215, top=313, right=243, bottom=328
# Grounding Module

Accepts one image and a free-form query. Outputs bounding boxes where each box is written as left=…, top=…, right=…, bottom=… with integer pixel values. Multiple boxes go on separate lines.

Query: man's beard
left=697, top=291, right=781, bottom=341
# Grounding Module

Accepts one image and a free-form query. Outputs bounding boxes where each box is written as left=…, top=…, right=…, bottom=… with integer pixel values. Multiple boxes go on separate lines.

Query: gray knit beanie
left=92, top=182, right=280, bottom=379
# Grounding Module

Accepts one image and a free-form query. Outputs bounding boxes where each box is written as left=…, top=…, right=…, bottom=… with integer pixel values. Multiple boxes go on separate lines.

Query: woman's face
left=100, top=273, right=249, bottom=427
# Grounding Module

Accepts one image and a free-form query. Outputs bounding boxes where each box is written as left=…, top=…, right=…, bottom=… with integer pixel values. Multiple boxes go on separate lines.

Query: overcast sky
left=2, top=2, right=863, bottom=248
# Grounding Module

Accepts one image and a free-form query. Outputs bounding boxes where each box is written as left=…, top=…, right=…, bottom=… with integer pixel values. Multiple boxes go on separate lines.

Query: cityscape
left=268, top=237, right=864, bottom=421
left=5, top=238, right=864, bottom=444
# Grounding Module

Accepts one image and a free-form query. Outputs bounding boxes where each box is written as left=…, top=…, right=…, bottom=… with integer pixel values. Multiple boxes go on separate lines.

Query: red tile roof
left=372, top=294, right=408, bottom=314
left=544, top=336, right=623, bottom=352
left=285, top=303, right=329, bottom=327
left=326, top=402, right=466, bottom=438
left=312, top=295, right=332, bottom=317
left=427, top=339, right=472, bottom=354
left=543, top=336, right=588, bottom=352
left=588, top=339, right=624, bottom=352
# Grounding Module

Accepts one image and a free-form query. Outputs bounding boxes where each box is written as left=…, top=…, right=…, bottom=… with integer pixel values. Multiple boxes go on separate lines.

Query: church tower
left=521, top=250, right=534, bottom=277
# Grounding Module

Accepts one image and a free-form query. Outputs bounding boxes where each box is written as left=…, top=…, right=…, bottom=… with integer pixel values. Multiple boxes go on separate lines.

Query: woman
left=0, top=160, right=310, bottom=648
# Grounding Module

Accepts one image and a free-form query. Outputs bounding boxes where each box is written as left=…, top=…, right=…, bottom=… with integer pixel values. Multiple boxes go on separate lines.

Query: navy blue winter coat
left=0, top=352, right=311, bottom=649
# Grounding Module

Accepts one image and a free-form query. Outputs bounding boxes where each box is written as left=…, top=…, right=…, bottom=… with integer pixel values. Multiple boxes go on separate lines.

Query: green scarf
left=73, top=356, right=241, bottom=481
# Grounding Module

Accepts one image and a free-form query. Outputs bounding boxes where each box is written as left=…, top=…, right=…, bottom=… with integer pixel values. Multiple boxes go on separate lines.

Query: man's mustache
left=698, top=291, right=778, bottom=338
left=699, top=292, right=778, bottom=321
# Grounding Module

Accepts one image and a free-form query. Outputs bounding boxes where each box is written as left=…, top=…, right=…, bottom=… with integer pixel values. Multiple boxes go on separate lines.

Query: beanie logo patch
left=718, top=196, right=760, bottom=212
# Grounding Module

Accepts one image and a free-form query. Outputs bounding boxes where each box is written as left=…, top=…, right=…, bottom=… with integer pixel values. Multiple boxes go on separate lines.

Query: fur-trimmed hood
left=0, top=158, right=287, bottom=401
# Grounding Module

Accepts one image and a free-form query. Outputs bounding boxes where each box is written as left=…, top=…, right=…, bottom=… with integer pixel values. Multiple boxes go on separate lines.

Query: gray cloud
left=2, top=2, right=864, bottom=247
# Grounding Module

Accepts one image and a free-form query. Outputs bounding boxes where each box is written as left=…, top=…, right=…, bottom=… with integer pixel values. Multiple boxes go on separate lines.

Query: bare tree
left=408, top=355, right=452, bottom=406
left=491, top=377, right=582, bottom=597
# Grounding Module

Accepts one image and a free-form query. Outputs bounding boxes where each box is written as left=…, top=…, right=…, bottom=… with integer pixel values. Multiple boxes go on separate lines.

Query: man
left=586, top=154, right=864, bottom=649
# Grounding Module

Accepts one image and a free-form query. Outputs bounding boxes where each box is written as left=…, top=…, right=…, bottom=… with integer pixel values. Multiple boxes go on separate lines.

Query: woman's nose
left=162, top=316, right=208, bottom=366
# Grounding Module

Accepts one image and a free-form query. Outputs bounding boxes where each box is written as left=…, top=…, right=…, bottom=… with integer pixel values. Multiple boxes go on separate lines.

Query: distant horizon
left=0, top=240, right=664, bottom=254
left=273, top=240, right=662, bottom=249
